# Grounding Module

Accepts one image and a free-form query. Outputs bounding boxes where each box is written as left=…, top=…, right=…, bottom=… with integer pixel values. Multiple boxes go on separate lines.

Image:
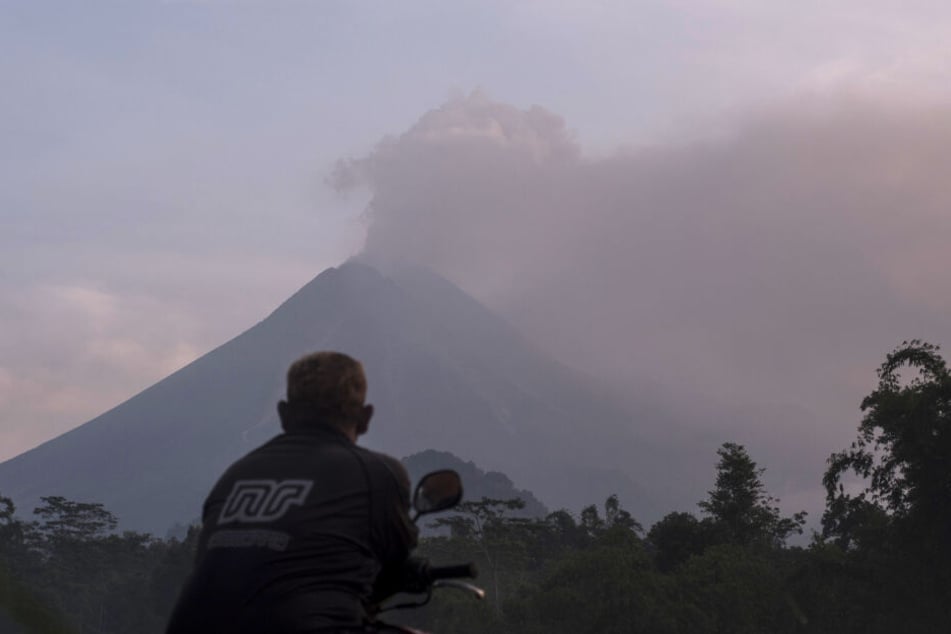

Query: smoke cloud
left=334, top=92, right=951, bottom=507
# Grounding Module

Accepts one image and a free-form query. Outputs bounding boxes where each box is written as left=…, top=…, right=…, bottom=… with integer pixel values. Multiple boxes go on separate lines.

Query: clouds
left=7, top=0, right=951, bottom=508
left=332, top=94, right=582, bottom=297
left=0, top=282, right=196, bottom=461
left=336, top=92, right=951, bottom=503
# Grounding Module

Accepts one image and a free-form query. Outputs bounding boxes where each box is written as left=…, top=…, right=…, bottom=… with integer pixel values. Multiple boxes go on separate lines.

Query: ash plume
left=332, top=92, right=951, bottom=509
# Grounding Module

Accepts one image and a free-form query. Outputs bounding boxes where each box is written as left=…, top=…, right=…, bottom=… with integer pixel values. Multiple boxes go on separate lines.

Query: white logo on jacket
left=218, top=479, right=314, bottom=524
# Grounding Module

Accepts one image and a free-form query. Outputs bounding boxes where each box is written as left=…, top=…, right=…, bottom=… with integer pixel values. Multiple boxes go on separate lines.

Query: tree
left=699, top=443, right=805, bottom=547
left=540, top=509, right=589, bottom=552
left=32, top=496, right=117, bottom=547
left=0, top=494, right=23, bottom=558
left=150, top=524, right=200, bottom=623
left=647, top=512, right=714, bottom=572
left=0, top=495, right=76, bottom=633
left=22, top=496, right=174, bottom=633
left=673, top=544, right=798, bottom=634
left=517, top=537, right=670, bottom=634
left=0, top=558, right=77, bottom=634
left=0, top=494, right=14, bottom=527
left=823, top=340, right=951, bottom=545
left=427, top=497, right=541, bottom=615
left=579, top=494, right=643, bottom=539
left=821, top=340, right=951, bottom=627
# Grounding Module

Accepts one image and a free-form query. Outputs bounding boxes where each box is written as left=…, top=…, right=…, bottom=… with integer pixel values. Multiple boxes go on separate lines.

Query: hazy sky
left=4, top=1, right=951, bottom=520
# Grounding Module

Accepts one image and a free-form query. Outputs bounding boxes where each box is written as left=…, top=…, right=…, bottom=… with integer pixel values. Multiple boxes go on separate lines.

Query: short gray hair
left=286, top=351, right=367, bottom=418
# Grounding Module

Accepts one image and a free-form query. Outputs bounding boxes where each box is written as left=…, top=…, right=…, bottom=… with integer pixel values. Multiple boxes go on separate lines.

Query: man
left=166, top=351, right=418, bottom=633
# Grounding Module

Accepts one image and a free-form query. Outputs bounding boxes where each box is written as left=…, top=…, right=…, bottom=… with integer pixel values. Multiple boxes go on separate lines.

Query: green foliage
left=824, top=340, right=951, bottom=542
left=149, top=525, right=200, bottom=620
left=519, top=537, right=669, bottom=634
left=0, top=494, right=76, bottom=634
left=821, top=340, right=951, bottom=628
left=673, top=544, right=800, bottom=634
left=4, top=342, right=951, bottom=633
left=647, top=511, right=714, bottom=572
left=31, top=496, right=118, bottom=551
left=579, top=494, right=643, bottom=537
left=0, top=494, right=24, bottom=561
left=699, top=442, right=806, bottom=546
left=515, top=499, right=667, bottom=634
left=0, top=558, right=77, bottom=634
left=427, top=497, right=545, bottom=615
left=0, top=491, right=202, bottom=634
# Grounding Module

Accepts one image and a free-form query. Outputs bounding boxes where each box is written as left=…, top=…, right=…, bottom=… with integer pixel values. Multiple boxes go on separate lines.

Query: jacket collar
left=277, top=400, right=352, bottom=441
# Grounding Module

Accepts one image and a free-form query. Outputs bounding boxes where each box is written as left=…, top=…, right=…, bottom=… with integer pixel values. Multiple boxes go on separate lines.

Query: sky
left=4, top=0, right=951, bottom=517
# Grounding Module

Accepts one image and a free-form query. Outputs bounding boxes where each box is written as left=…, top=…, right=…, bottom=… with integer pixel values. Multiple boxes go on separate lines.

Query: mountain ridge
left=0, top=260, right=668, bottom=533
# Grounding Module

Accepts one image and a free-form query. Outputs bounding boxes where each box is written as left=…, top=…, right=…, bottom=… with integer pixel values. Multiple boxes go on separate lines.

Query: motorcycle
left=373, top=470, right=485, bottom=634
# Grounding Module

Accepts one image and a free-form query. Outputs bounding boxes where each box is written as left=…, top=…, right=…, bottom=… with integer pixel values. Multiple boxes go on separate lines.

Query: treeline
left=402, top=341, right=951, bottom=633
left=2, top=340, right=950, bottom=633
left=0, top=495, right=198, bottom=634
left=402, top=446, right=812, bottom=634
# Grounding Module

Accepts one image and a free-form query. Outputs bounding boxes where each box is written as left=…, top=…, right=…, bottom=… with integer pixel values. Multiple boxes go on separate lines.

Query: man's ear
left=277, top=400, right=290, bottom=430
left=355, top=403, right=374, bottom=436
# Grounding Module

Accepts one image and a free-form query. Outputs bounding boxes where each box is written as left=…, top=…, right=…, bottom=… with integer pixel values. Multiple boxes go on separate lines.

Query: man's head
left=280, top=351, right=373, bottom=440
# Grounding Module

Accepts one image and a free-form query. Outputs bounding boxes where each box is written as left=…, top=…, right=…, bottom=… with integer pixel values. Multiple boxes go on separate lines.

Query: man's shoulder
left=353, top=445, right=401, bottom=467
left=352, top=446, right=411, bottom=490
left=209, top=434, right=321, bottom=486
left=217, top=435, right=285, bottom=471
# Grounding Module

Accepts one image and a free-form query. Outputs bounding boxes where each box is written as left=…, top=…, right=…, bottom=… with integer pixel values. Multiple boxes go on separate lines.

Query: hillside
left=0, top=260, right=671, bottom=533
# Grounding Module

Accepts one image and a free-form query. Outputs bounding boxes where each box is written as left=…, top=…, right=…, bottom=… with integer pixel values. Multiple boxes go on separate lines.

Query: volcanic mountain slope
left=402, top=449, right=548, bottom=518
left=0, top=260, right=673, bottom=533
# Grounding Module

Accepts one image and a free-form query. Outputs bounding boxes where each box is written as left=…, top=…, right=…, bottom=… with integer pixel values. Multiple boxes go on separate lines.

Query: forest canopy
left=1, top=341, right=949, bottom=633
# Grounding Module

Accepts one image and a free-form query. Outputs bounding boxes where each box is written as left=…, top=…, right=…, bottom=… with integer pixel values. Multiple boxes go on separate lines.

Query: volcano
left=0, top=260, right=673, bottom=533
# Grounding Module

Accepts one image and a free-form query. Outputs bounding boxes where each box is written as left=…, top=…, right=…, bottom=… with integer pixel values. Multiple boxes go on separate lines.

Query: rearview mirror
left=413, top=470, right=463, bottom=517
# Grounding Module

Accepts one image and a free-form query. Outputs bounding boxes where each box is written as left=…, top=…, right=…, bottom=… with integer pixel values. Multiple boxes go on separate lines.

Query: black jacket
left=166, top=408, right=418, bottom=633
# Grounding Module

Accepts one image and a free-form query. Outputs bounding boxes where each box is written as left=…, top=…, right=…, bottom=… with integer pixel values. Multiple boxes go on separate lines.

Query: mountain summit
left=0, top=261, right=664, bottom=533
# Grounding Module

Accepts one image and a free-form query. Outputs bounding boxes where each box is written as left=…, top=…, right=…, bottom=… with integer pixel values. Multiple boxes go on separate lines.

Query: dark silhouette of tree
left=0, top=494, right=22, bottom=557
left=32, top=496, right=117, bottom=549
left=0, top=493, right=77, bottom=634
left=428, top=497, right=539, bottom=615
left=579, top=494, right=642, bottom=538
left=699, top=442, right=805, bottom=547
left=647, top=511, right=713, bottom=572
left=823, top=340, right=951, bottom=545
left=822, top=340, right=951, bottom=627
